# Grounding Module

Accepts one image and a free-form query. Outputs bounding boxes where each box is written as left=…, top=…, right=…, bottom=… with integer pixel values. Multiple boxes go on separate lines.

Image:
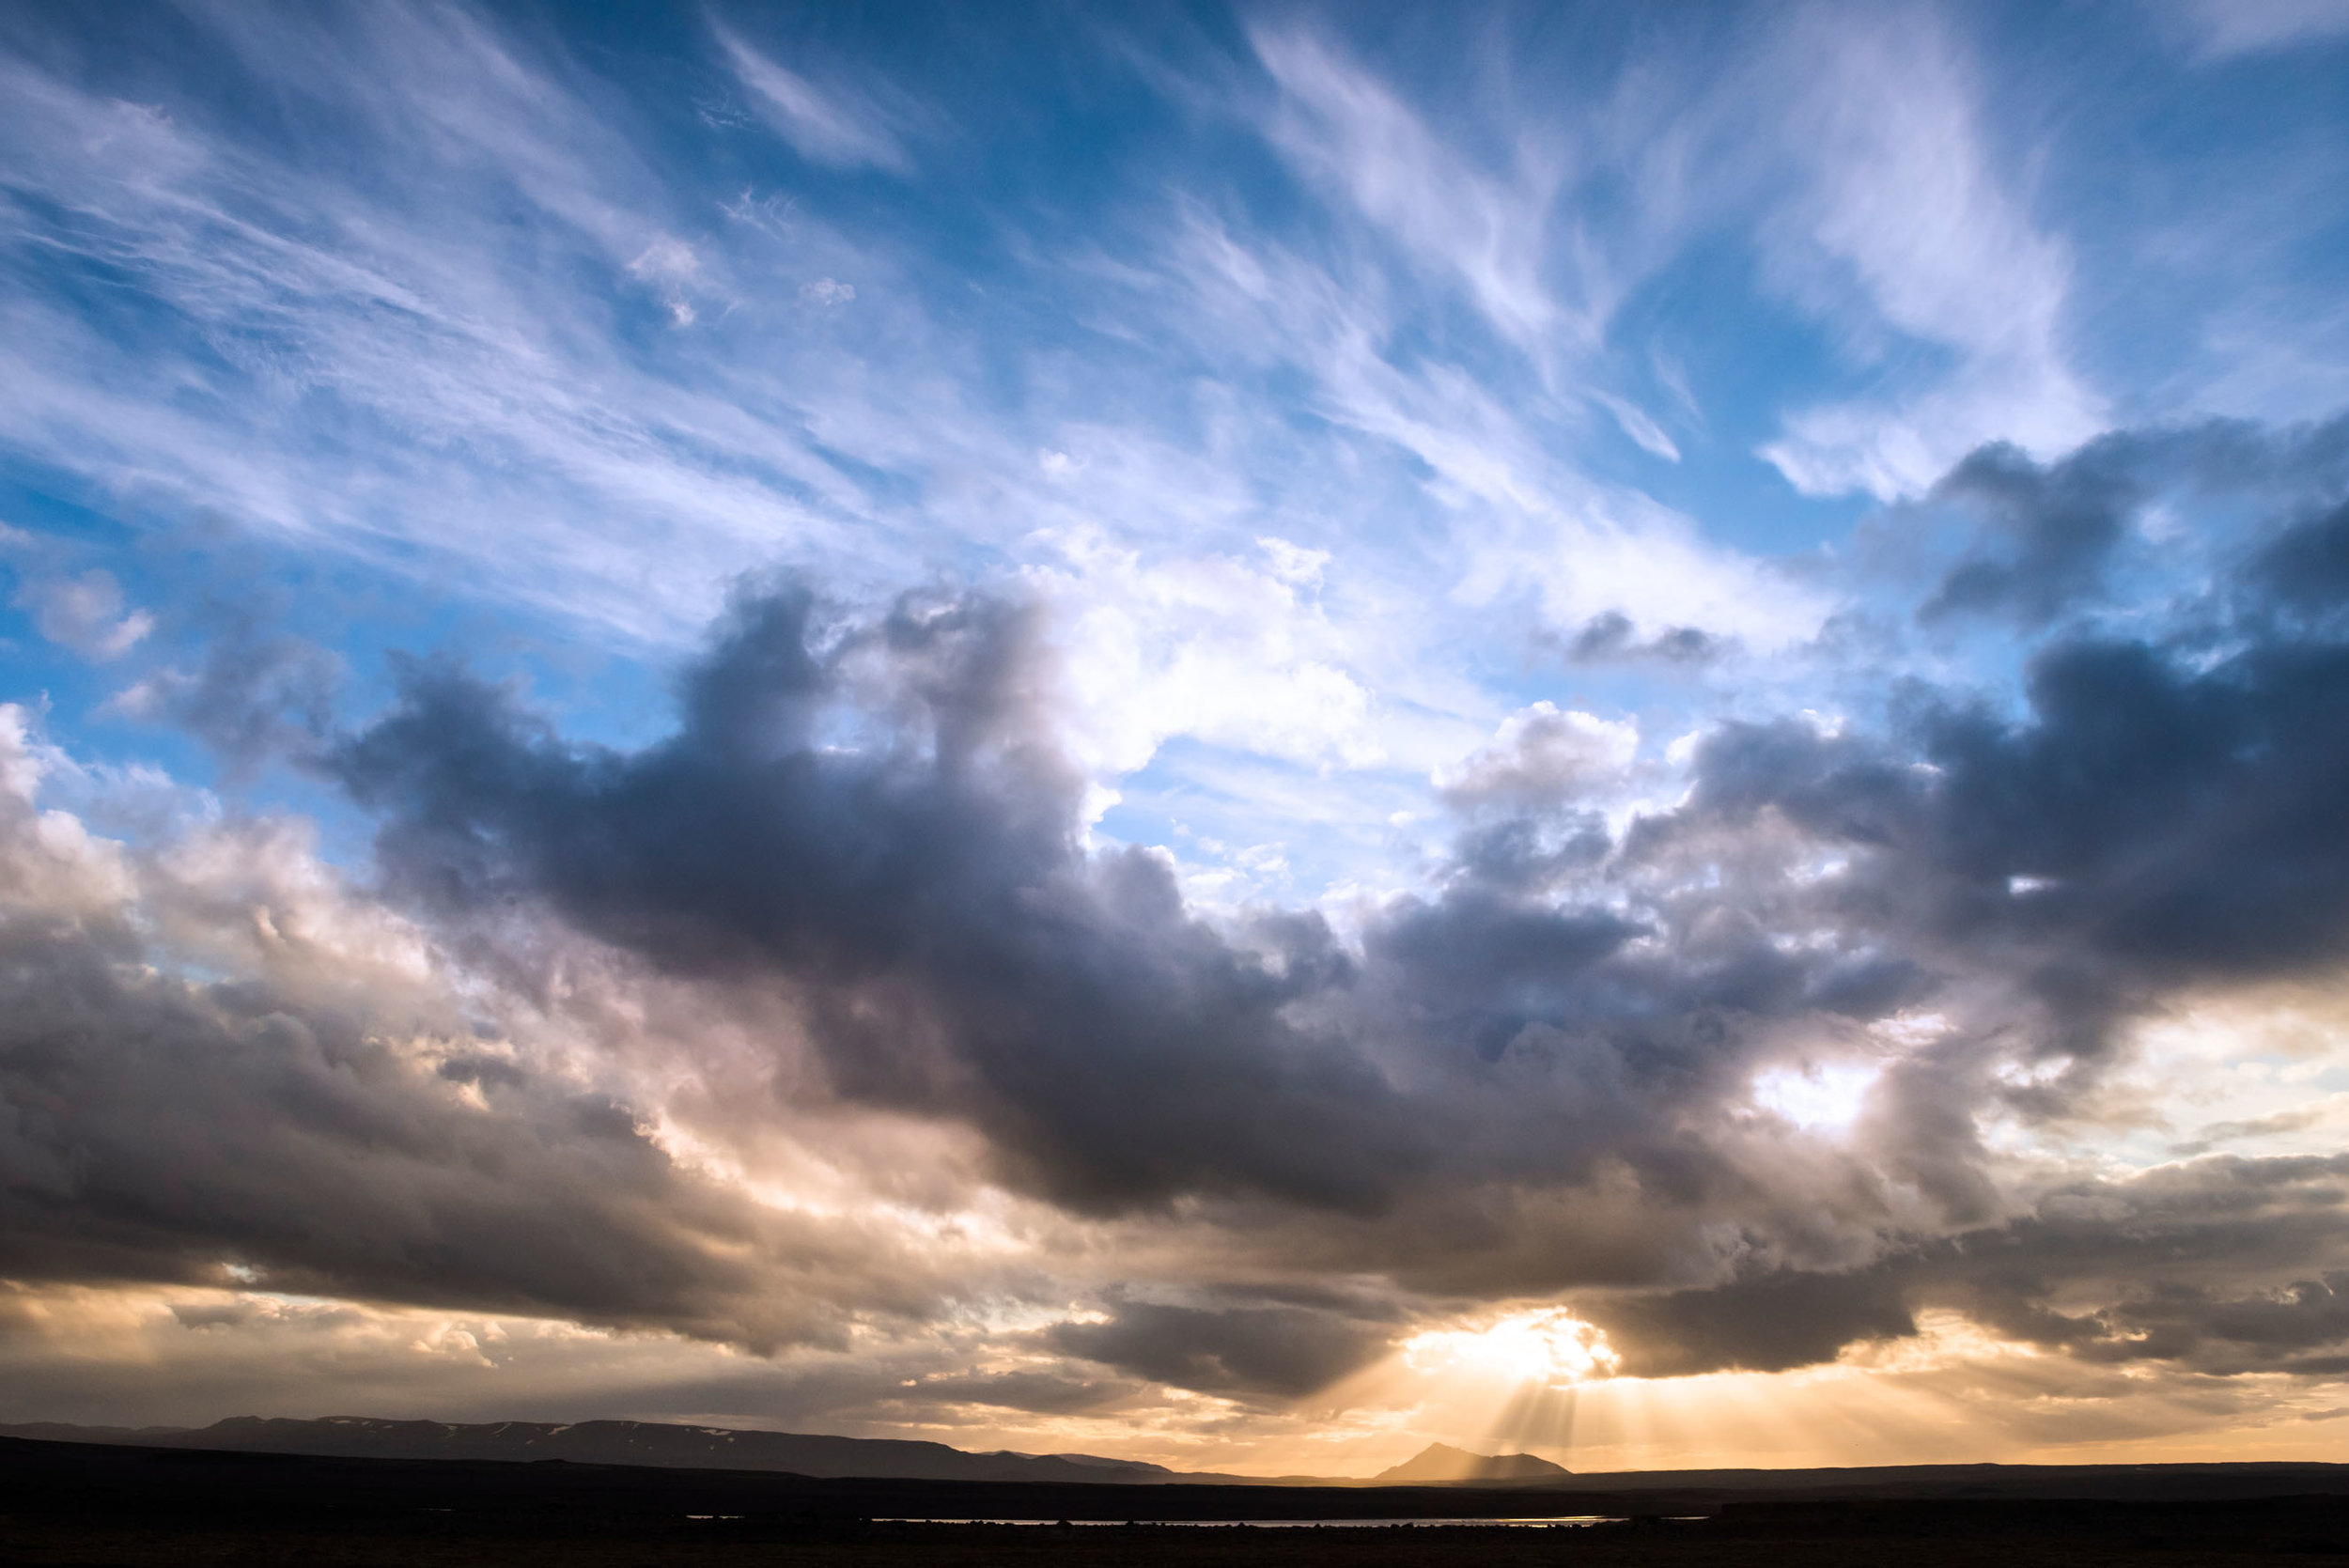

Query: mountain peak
left=1374, top=1441, right=1571, bottom=1483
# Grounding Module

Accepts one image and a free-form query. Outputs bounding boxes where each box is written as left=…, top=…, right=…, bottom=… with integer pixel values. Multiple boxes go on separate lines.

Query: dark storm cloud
left=1645, top=611, right=2349, bottom=1059
left=2252, top=498, right=2349, bottom=619
left=1921, top=438, right=2140, bottom=623
left=0, top=909, right=875, bottom=1350
left=334, top=584, right=1428, bottom=1216
left=1635, top=411, right=2349, bottom=1065
left=1046, top=1296, right=1396, bottom=1399
left=2077, top=1275, right=2349, bottom=1372
left=1919, top=412, right=2349, bottom=626
left=1585, top=1154, right=2349, bottom=1378
left=1932, top=1155, right=2349, bottom=1358
left=1586, top=1264, right=1917, bottom=1377
left=327, top=579, right=1947, bottom=1255
left=1361, top=891, right=1640, bottom=1061
left=1930, top=641, right=2349, bottom=978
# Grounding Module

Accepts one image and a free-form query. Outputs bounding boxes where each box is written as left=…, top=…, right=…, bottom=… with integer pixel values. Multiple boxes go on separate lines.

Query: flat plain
left=6, top=1436, right=2349, bottom=1567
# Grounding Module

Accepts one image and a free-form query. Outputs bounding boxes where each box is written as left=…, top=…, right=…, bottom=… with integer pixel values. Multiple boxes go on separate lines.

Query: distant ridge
left=0, top=1421, right=192, bottom=1445
left=14, top=1419, right=2349, bottom=1498
left=0, top=1416, right=1190, bottom=1485
left=1375, top=1441, right=1572, bottom=1483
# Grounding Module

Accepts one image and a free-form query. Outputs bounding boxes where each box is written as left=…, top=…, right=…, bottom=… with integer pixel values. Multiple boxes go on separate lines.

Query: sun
left=1401, top=1308, right=1621, bottom=1388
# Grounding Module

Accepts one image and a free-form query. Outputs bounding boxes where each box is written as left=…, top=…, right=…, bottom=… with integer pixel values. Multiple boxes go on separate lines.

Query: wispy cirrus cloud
left=1755, top=8, right=2103, bottom=499
left=713, top=22, right=917, bottom=174
left=1248, top=24, right=1571, bottom=355
left=2173, top=0, right=2349, bottom=60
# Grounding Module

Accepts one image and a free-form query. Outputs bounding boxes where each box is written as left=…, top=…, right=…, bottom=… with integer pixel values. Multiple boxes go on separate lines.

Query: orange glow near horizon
left=1261, top=1308, right=2349, bottom=1481
left=8, top=1282, right=2349, bottom=1481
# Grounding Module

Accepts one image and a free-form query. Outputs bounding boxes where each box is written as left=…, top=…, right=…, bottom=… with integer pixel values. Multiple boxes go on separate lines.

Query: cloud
left=0, top=702, right=1004, bottom=1357
left=1248, top=25, right=1568, bottom=353
left=1434, top=702, right=1638, bottom=814
left=1756, top=8, right=2103, bottom=499
left=1027, top=530, right=1385, bottom=780
left=0, top=7, right=941, bottom=645
left=0, top=1280, right=1136, bottom=1436
left=2254, top=498, right=2349, bottom=619
left=1588, top=1265, right=1918, bottom=1377
left=287, top=573, right=1948, bottom=1318
left=10, top=411, right=2347, bottom=1421
left=1047, top=1295, right=1397, bottom=1400
left=1626, top=413, right=2349, bottom=1083
left=1921, top=440, right=2142, bottom=624
left=332, top=583, right=1428, bottom=1217
left=10, top=569, right=153, bottom=661
left=1557, top=610, right=1724, bottom=665
left=900, top=1368, right=1129, bottom=1418
left=715, top=24, right=913, bottom=174
left=314, top=578, right=1938, bottom=1313
left=1585, top=1151, right=2349, bottom=1378
left=1596, top=395, right=1682, bottom=462
left=0, top=918, right=769, bottom=1332
left=1907, top=412, right=2349, bottom=627
left=0, top=427, right=2341, bottom=1432
left=2172, top=1098, right=2347, bottom=1157
left=106, top=624, right=341, bottom=778
left=0, top=737, right=722, bottom=1327
left=1642, top=629, right=2349, bottom=1066
left=2174, top=0, right=2349, bottom=60
left=306, top=401, right=2349, bottom=1311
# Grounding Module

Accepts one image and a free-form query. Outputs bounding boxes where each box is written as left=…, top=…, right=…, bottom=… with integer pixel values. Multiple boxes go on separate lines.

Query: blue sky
left=6, top=1, right=2344, bottom=882
left=4, top=0, right=2349, bottom=1472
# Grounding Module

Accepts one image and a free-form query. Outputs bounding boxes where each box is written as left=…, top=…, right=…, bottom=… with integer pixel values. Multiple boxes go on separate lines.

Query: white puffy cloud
left=1027, top=529, right=1385, bottom=779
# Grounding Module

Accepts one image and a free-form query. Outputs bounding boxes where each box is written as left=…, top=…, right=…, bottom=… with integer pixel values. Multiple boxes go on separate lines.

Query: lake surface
left=867, top=1516, right=1630, bottom=1528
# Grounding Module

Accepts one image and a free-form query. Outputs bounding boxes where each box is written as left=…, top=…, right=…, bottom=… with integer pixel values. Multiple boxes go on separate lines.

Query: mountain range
left=0, top=1417, right=1575, bottom=1487
left=0, top=1417, right=1204, bottom=1483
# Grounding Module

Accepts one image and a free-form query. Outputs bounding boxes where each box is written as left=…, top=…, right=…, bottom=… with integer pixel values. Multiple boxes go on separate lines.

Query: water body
left=866, top=1516, right=1631, bottom=1528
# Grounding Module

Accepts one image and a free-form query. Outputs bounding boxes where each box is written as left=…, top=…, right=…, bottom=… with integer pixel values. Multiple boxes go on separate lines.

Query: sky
left=2, top=0, right=2349, bottom=1477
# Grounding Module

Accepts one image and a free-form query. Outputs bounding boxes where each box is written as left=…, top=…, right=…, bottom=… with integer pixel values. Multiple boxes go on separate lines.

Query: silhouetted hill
left=0, top=1416, right=1189, bottom=1484
left=0, top=1421, right=190, bottom=1444
left=14, top=1417, right=2349, bottom=1502
left=1374, top=1442, right=1571, bottom=1483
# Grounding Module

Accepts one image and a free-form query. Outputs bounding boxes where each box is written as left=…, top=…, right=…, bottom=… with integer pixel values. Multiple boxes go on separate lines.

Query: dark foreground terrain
left=5, top=1435, right=2348, bottom=1566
